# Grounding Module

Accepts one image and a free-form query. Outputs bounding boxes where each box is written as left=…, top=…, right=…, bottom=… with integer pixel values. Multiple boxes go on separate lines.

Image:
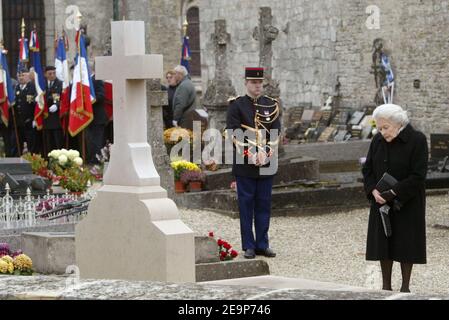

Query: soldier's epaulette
left=264, top=95, right=278, bottom=102
left=228, top=95, right=242, bottom=103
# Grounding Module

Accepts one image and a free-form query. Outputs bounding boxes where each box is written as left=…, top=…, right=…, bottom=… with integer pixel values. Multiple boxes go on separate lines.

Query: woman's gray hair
left=174, top=65, right=188, bottom=77
left=373, top=104, right=409, bottom=127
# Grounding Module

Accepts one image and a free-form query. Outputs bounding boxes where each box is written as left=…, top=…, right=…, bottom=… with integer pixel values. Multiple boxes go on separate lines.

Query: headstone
left=331, top=109, right=350, bottom=126
left=348, top=111, right=365, bottom=126
left=203, top=20, right=236, bottom=132
left=0, top=159, right=50, bottom=194
left=431, top=134, right=449, bottom=160
left=318, top=127, right=337, bottom=143
left=320, top=110, right=333, bottom=126
left=182, top=109, right=209, bottom=132
left=146, top=79, right=175, bottom=198
left=350, top=125, right=363, bottom=140
left=253, top=7, right=280, bottom=99
left=76, top=21, right=195, bottom=283
left=311, top=111, right=323, bottom=127
left=333, top=130, right=349, bottom=142
left=301, top=110, right=315, bottom=122
left=363, top=103, right=377, bottom=116
left=289, top=107, right=305, bottom=125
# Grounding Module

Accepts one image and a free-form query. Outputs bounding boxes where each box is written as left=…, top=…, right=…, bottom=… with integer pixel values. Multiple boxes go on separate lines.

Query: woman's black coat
left=362, top=124, right=428, bottom=264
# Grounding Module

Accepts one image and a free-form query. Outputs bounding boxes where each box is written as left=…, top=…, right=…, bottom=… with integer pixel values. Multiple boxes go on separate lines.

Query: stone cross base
left=75, top=185, right=195, bottom=283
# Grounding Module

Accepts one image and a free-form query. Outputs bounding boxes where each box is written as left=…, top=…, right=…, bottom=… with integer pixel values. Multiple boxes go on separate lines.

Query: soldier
left=43, top=66, right=63, bottom=153
left=10, top=67, right=36, bottom=156
left=86, top=62, right=107, bottom=165
left=226, top=67, right=281, bottom=259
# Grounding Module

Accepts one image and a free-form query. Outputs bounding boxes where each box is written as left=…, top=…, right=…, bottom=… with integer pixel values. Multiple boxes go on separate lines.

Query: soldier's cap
left=245, top=67, right=264, bottom=80
left=17, top=66, right=29, bottom=74
left=45, top=66, right=56, bottom=72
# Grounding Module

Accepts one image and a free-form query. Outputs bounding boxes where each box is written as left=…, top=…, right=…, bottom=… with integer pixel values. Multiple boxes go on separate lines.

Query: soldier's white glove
left=257, top=151, right=268, bottom=166
left=172, top=120, right=178, bottom=127
left=49, top=104, right=58, bottom=113
left=32, top=121, right=37, bottom=129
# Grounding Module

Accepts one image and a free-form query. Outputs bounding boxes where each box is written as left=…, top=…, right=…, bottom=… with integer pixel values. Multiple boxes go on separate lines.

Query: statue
left=371, top=38, right=395, bottom=105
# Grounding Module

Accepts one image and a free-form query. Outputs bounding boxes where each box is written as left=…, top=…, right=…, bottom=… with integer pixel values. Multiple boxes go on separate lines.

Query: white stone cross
left=96, top=21, right=163, bottom=186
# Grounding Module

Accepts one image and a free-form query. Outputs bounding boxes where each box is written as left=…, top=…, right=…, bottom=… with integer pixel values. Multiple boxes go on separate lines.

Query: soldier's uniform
left=226, top=67, right=281, bottom=259
left=44, top=75, right=63, bottom=153
left=10, top=76, right=36, bottom=155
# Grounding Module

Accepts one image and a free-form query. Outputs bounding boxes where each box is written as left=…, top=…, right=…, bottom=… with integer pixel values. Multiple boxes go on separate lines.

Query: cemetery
left=1, top=1, right=449, bottom=303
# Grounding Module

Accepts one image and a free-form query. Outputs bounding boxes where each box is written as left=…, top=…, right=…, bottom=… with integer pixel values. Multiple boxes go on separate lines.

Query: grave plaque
left=348, top=111, right=366, bottom=126
left=318, top=127, right=337, bottom=143
left=334, top=130, right=349, bottom=142
left=331, top=110, right=350, bottom=125
left=301, top=109, right=315, bottom=122
left=350, top=125, right=363, bottom=139
left=431, top=134, right=449, bottom=160
left=320, top=110, right=333, bottom=126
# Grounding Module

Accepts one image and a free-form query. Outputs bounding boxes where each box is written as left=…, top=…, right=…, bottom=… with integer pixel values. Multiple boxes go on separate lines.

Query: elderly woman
left=362, top=104, right=428, bottom=293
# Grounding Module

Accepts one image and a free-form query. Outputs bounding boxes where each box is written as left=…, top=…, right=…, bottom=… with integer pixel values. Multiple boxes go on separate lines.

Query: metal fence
left=0, top=182, right=95, bottom=230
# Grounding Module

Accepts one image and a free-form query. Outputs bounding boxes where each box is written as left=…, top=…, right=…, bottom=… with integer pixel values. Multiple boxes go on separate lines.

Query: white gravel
left=179, top=193, right=449, bottom=295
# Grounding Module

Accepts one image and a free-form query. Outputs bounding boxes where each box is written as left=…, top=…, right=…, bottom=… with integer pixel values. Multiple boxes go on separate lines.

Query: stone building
left=1, top=0, right=448, bottom=136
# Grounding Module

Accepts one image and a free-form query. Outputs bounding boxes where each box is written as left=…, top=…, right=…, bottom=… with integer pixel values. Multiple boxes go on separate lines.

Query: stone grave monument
left=76, top=21, right=195, bottom=283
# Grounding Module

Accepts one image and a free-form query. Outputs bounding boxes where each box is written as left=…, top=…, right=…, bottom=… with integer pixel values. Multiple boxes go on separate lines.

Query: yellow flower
left=164, top=128, right=193, bottom=144
left=13, top=254, right=33, bottom=271
left=0, top=260, right=8, bottom=274
left=1, top=255, right=13, bottom=264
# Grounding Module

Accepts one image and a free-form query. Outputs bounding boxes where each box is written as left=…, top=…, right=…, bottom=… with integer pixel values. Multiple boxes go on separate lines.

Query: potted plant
left=170, top=160, right=200, bottom=193
left=164, top=127, right=193, bottom=155
left=46, top=149, right=92, bottom=194
left=180, top=170, right=206, bottom=192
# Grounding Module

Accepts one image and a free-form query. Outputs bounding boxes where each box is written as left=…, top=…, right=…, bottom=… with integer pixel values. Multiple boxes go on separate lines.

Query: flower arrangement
left=164, top=127, right=193, bottom=145
left=208, top=232, right=238, bottom=261
left=171, top=160, right=201, bottom=181
left=22, top=153, right=48, bottom=177
left=180, top=170, right=206, bottom=185
left=46, top=149, right=92, bottom=193
left=0, top=243, right=33, bottom=276
left=48, top=149, right=83, bottom=172
left=58, top=167, right=92, bottom=193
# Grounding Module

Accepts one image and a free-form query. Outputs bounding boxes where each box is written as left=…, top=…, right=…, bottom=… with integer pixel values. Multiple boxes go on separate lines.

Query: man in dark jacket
left=226, top=67, right=281, bottom=260
left=43, top=66, right=63, bottom=153
left=86, top=64, right=107, bottom=165
left=10, top=68, right=36, bottom=156
left=172, top=65, right=197, bottom=129
left=162, top=70, right=177, bottom=129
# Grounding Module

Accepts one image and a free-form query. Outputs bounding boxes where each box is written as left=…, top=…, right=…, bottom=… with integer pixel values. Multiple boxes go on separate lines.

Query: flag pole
left=77, top=12, right=87, bottom=162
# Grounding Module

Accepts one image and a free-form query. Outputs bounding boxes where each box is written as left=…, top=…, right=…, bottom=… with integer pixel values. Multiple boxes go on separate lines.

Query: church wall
left=200, top=0, right=449, bottom=135
left=53, top=0, right=113, bottom=65
left=336, top=0, right=449, bottom=135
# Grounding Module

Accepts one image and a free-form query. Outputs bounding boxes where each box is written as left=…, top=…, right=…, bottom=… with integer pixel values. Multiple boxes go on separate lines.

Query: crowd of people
left=0, top=62, right=198, bottom=165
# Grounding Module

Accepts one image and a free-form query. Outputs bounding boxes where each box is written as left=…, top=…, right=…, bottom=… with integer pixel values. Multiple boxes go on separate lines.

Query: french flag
left=18, top=35, right=29, bottom=69
left=68, top=32, right=95, bottom=137
left=29, top=30, right=47, bottom=130
left=55, top=35, right=71, bottom=132
left=0, top=48, right=15, bottom=126
left=181, top=35, right=191, bottom=73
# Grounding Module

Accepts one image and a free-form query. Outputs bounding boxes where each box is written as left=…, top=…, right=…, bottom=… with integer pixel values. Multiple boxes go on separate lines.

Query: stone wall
left=50, top=0, right=182, bottom=76
left=199, top=0, right=449, bottom=136
left=52, top=0, right=113, bottom=64
left=336, top=0, right=449, bottom=135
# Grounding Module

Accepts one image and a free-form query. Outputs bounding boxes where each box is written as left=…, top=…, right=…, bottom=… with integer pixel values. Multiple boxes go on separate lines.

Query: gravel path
left=180, top=193, right=449, bottom=295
